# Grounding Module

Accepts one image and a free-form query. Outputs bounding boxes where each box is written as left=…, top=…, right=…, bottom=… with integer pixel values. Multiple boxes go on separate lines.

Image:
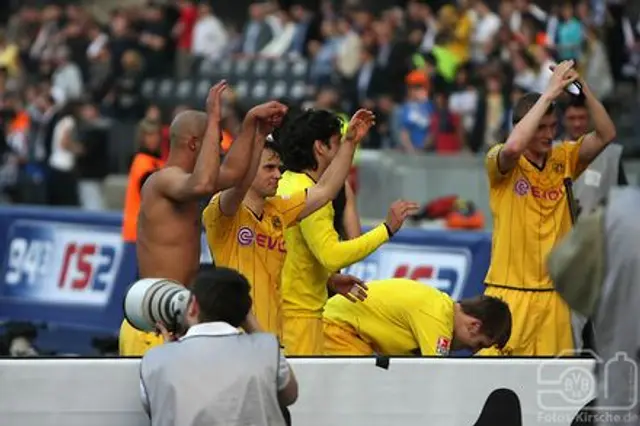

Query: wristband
left=383, top=223, right=394, bottom=238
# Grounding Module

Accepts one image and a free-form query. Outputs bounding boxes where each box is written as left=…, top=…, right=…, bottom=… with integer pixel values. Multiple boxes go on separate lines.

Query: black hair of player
left=190, top=267, right=252, bottom=327
left=279, top=109, right=343, bottom=172
left=459, top=295, right=512, bottom=349
left=264, top=139, right=282, bottom=158
left=512, top=92, right=555, bottom=125
left=270, top=101, right=304, bottom=145
left=564, top=94, right=587, bottom=111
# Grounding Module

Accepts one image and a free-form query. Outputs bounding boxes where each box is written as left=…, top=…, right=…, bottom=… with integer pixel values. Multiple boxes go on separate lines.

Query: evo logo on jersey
left=514, top=178, right=565, bottom=200
left=237, top=227, right=286, bottom=253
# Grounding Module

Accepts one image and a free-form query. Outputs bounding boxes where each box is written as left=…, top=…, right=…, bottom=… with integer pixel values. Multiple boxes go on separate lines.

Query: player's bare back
left=136, top=167, right=201, bottom=286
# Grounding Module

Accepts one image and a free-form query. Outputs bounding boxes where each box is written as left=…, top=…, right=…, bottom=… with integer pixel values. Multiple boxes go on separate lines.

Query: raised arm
left=154, top=81, right=227, bottom=202
left=498, top=60, right=577, bottom=174
left=217, top=102, right=288, bottom=215
left=575, top=77, right=617, bottom=169
left=342, top=182, right=362, bottom=239
left=298, top=109, right=374, bottom=220
left=217, top=102, right=274, bottom=191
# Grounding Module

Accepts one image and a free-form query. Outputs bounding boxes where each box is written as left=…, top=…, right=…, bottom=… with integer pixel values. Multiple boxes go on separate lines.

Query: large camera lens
left=123, top=279, right=190, bottom=332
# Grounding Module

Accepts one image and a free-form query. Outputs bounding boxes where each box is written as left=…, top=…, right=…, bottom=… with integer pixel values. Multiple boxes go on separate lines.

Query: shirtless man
left=119, top=81, right=286, bottom=355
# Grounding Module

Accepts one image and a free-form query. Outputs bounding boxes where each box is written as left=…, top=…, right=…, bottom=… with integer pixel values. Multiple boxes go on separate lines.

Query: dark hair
left=270, top=101, right=303, bottom=144
left=512, top=92, right=555, bottom=125
left=264, top=139, right=282, bottom=158
left=564, top=94, right=587, bottom=111
left=459, top=295, right=512, bottom=349
left=191, top=267, right=252, bottom=327
left=279, top=109, right=343, bottom=172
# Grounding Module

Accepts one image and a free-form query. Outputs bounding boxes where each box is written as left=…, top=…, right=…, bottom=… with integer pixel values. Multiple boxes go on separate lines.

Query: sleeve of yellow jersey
left=485, top=144, right=513, bottom=185
left=299, top=202, right=390, bottom=273
left=202, top=194, right=236, bottom=243
left=563, top=136, right=587, bottom=180
left=269, top=190, right=308, bottom=228
left=407, top=307, right=454, bottom=356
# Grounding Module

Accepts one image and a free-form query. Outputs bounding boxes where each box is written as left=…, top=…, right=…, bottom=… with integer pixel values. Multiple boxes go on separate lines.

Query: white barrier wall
left=0, top=358, right=598, bottom=426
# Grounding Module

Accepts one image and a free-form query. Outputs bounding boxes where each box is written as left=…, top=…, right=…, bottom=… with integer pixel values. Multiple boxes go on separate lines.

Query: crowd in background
left=0, top=0, right=637, bottom=209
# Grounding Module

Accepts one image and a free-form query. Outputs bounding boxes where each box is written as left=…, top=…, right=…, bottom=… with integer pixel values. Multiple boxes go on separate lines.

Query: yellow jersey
left=277, top=171, right=390, bottom=317
left=202, top=191, right=307, bottom=336
left=323, top=279, right=455, bottom=356
left=485, top=140, right=585, bottom=290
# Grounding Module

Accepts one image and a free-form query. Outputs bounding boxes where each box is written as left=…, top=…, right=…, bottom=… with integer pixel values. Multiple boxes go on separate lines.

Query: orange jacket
left=122, top=152, right=165, bottom=242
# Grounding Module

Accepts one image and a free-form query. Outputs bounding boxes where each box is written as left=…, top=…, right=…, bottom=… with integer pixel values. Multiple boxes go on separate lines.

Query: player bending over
left=203, top=106, right=375, bottom=338
left=120, top=81, right=259, bottom=356
left=323, top=279, right=512, bottom=356
left=478, top=60, right=616, bottom=356
left=277, top=109, right=419, bottom=355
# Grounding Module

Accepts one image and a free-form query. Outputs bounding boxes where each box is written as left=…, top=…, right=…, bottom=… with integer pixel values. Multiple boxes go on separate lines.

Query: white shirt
left=51, top=63, right=83, bottom=102
left=48, top=116, right=76, bottom=172
left=140, top=321, right=292, bottom=414
left=471, top=12, right=501, bottom=63
left=192, top=16, right=229, bottom=60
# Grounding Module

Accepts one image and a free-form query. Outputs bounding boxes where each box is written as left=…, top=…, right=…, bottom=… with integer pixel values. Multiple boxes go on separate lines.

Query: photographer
left=139, top=267, right=298, bottom=426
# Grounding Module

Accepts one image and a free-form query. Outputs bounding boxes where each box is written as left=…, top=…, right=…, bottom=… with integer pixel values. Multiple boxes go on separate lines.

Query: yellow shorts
left=118, top=319, right=163, bottom=356
left=476, top=286, right=574, bottom=357
left=323, top=320, right=374, bottom=356
left=282, top=315, right=323, bottom=356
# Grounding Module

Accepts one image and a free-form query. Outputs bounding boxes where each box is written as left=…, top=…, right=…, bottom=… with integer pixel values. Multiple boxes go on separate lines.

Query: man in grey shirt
left=140, top=267, right=298, bottom=426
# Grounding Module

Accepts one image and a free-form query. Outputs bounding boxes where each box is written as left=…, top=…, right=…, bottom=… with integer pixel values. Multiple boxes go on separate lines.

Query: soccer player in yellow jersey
left=277, top=109, right=419, bottom=355
left=323, top=279, right=512, bottom=356
left=479, top=60, right=617, bottom=356
left=202, top=108, right=376, bottom=337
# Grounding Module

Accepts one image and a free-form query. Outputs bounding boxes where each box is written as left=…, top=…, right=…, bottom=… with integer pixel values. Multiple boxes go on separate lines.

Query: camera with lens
left=123, top=279, right=191, bottom=334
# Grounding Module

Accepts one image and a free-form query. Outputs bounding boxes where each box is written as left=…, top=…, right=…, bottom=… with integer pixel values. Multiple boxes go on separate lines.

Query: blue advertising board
left=0, top=206, right=492, bottom=354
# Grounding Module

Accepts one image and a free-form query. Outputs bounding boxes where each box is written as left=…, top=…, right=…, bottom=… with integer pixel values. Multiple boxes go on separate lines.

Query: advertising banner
left=0, top=207, right=492, bottom=353
left=343, top=227, right=491, bottom=300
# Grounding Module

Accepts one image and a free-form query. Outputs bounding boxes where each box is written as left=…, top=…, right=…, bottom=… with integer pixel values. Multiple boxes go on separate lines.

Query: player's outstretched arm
left=575, top=78, right=616, bottom=169
left=499, top=60, right=577, bottom=174
left=217, top=102, right=288, bottom=216
left=299, top=109, right=374, bottom=220
left=342, top=182, right=362, bottom=239
left=154, top=81, right=227, bottom=202
left=299, top=199, right=419, bottom=272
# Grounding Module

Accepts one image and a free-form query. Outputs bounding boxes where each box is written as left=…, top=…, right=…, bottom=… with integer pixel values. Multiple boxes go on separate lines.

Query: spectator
left=191, top=3, right=228, bottom=63
left=47, top=99, right=84, bottom=206
left=555, top=1, right=584, bottom=61
left=172, top=0, right=197, bottom=78
left=241, top=2, right=274, bottom=56
left=0, top=30, right=20, bottom=78
left=470, top=1, right=502, bottom=64
left=427, top=90, right=465, bottom=154
left=396, top=70, right=434, bottom=153
left=51, top=45, right=84, bottom=103
left=138, top=4, right=171, bottom=78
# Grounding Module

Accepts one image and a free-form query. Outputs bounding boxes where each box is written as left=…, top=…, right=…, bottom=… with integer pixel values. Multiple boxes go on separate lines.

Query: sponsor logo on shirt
left=514, top=178, right=530, bottom=196
left=436, top=336, right=451, bottom=355
left=237, top=227, right=255, bottom=246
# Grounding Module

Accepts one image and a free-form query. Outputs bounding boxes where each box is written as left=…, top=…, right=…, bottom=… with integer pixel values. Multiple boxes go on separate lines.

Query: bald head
left=169, top=110, right=208, bottom=149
